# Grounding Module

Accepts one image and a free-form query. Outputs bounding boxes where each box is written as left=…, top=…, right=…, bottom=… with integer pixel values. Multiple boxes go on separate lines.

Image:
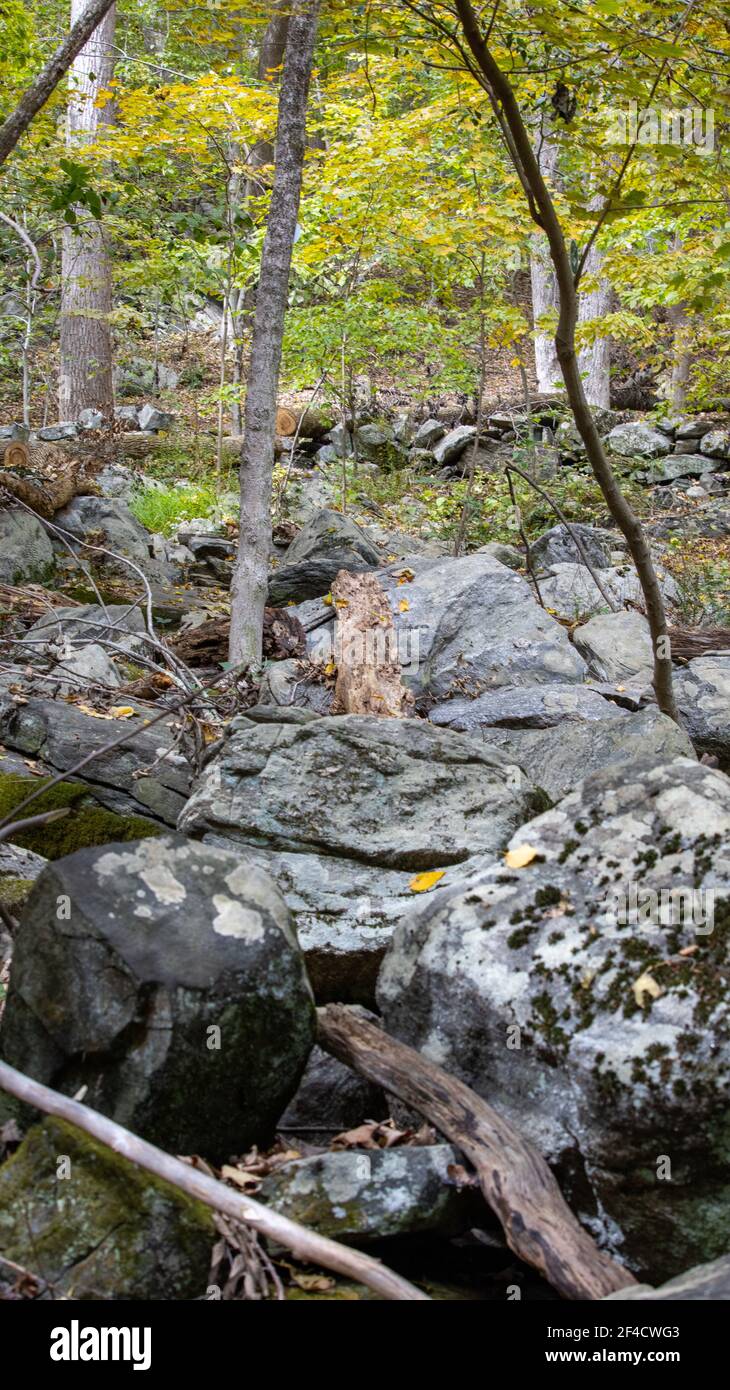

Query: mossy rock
left=0, top=1118, right=214, bottom=1299
left=0, top=771, right=161, bottom=858
left=0, top=876, right=34, bottom=911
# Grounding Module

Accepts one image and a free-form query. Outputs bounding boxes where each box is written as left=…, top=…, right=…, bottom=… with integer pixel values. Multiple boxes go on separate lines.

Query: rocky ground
left=0, top=395, right=728, bottom=1301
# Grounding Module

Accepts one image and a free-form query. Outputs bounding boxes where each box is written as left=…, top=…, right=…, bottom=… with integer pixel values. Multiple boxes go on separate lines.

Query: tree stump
left=331, top=569, right=414, bottom=717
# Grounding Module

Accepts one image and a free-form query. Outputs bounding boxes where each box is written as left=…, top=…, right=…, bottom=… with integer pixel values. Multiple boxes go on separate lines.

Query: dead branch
left=331, top=570, right=414, bottom=717
left=317, top=1004, right=637, bottom=1300
left=0, top=1059, right=429, bottom=1302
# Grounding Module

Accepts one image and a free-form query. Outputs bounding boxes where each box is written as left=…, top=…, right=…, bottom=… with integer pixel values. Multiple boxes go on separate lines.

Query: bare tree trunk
left=331, top=571, right=414, bottom=717
left=0, top=0, right=116, bottom=169
left=229, top=1, right=320, bottom=666
left=59, top=0, right=116, bottom=421
left=453, top=0, right=678, bottom=722
left=667, top=236, right=691, bottom=410
left=530, top=132, right=562, bottom=395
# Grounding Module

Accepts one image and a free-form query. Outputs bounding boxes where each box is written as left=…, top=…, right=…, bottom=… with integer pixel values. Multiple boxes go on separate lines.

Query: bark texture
left=59, top=0, right=116, bottom=421
left=530, top=132, right=562, bottom=394
left=229, top=1, right=320, bottom=665
left=331, top=570, right=414, bottom=717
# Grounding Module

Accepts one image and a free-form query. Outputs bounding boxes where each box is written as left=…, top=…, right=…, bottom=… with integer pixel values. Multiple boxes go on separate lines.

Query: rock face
left=429, top=683, right=624, bottom=733
left=54, top=495, right=152, bottom=566
left=479, top=708, right=695, bottom=802
left=259, top=1145, right=480, bottom=1243
left=279, top=1043, right=387, bottom=1134
left=0, top=1120, right=213, bottom=1300
left=675, top=654, right=730, bottom=769
left=178, top=707, right=540, bottom=1002
left=432, top=425, right=476, bottom=465
left=20, top=602, right=146, bottom=660
left=539, top=563, right=677, bottom=620
left=0, top=509, right=55, bottom=585
left=0, top=837, right=315, bottom=1160
left=532, top=523, right=614, bottom=570
left=0, top=686, right=192, bottom=825
left=269, top=508, right=381, bottom=603
left=572, top=611, right=655, bottom=684
left=607, top=422, right=673, bottom=458
left=378, top=757, right=730, bottom=1282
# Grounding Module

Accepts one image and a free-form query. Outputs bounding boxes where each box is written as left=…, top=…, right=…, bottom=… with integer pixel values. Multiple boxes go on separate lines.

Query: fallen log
left=276, top=405, right=334, bottom=440
left=317, top=1003, right=638, bottom=1300
left=331, top=569, right=414, bottom=717
left=0, top=441, right=86, bottom=518
left=0, top=1059, right=429, bottom=1302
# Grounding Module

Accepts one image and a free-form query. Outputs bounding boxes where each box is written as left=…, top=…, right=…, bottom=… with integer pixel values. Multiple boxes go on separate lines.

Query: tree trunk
left=529, top=133, right=562, bottom=395
left=453, top=0, right=678, bottom=722
left=331, top=570, right=414, bottom=717
left=229, top=1, right=320, bottom=666
left=667, top=236, right=691, bottom=410
left=59, top=0, right=116, bottom=422
left=0, top=0, right=117, bottom=169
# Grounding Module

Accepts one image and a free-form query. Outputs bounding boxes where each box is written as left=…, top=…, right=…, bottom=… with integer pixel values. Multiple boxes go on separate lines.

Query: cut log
left=331, top=570, right=414, bottom=717
left=317, top=1003, right=638, bottom=1300
left=0, top=440, right=86, bottom=518
left=0, top=1059, right=428, bottom=1302
left=275, top=406, right=334, bottom=440
left=170, top=609, right=306, bottom=668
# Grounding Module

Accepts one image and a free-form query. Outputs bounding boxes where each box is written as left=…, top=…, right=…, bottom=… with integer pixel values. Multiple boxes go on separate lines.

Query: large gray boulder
left=603, top=1255, right=730, bottom=1301
left=674, top=653, right=730, bottom=769
left=269, top=508, right=381, bottom=603
left=20, top=602, right=146, bottom=660
left=432, top=425, right=476, bottom=465
left=607, top=422, right=673, bottom=458
left=259, top=1145, right=480, bottom=1243
left=299, top=553, right=588, bottom=697
left=572, top=610, right=655, bottom=684
left=178, top=707, right=541, bottom=1002
left=479, top=707, right=695, bottom=802
left=0, top=509, right=54, bottom=585
left=0, top=837, right=315, bottom=1160
left=378, top=757, right=730, bottom=1282
left=429, top=683, right=624, bottom=733
left=539, top=562, right=677, bottom=620
left=0, top=1120, right=213, bottom=1300
left=0, top=684, right=192, bottom=825
left=532, top=523, right=614, bottom=570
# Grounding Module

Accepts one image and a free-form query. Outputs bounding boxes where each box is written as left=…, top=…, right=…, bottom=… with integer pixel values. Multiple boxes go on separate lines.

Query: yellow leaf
left=76, top=703, right=114, bottom=720
left=632, top=972, right=662, bottom=1006
left=505, top=844, right=539, bottom=869
left=409, top=869, right=446, bottom=893
left=322, top=593, right=333, bottom=606
left=398, top=598, right=410, bottom=612
left=324, top=659, right=336, bottom=677
left=109, top=705, right=136, bottom=719
left=335, top=598, right=349, bottom=609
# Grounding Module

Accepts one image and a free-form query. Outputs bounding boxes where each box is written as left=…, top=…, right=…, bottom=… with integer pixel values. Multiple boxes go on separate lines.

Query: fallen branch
left=317, top=1004, right=637, bottom=1300
left=0, top=1060, right=429, bottom=1302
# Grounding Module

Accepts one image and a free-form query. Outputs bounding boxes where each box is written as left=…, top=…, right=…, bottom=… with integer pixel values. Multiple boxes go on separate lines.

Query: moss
left=534, top=884, right=562, bottom=909
left=0, top=876, right=34, bottom=910
left=0, top=772, right=161, bottom=858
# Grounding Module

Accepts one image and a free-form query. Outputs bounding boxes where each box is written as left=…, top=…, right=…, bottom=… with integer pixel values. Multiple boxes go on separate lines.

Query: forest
left=0, top=0, right=729, bottom=1324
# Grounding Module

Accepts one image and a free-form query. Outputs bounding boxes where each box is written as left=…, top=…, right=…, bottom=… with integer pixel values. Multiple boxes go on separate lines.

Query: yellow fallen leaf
left=505, top=844, right=539, bottom=869
left=632, top=972, right=662, bottom=1007
left=76, top=703, right=114, bottom=720
left=109, top=705, right=136, bottom=719
left=324, top=658, right=336, bottom=676
left=399, top=598, right=410, bottom=612
left=334, top=598, right=349, bottom=609
left=322, top=593, right=333, bottom=606
left=409, top=869, right=446, bottom=893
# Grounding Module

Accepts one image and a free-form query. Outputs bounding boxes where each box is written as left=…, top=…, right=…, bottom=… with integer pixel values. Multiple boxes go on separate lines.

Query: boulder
left=432, top=425, right=476, bottom=465
left=413, top=418, right=446, bottom=449
left=603, top=1255, right=730, bottom=1301
left=699, top=429, right=730, bottom=460
left=49, top=641, right=122, bottom=692
left=475, top=541, right=523, bottom=570
left=178, top=707, right=540, bottom=1002
left=259, top=1145, right=480, bottom=1243
left=607, top=422, right=673, bottom=458
left=0, top=1120, right=213, bottom=1300
left=0, top=837, right=315, bottom=1159
left=674, top=653, right=730, bottom=768
left=0, top=686, right=192, bottom=826
left=53, top=495, right=152, bottom=566
left=268, top=557, right=372, bottom=606
left=77, top=407, right=104, bottom=431
left=641, top=454, right=720, bottom=484
left=429, top=683, right=626, bottom=733
left=20, top=602, right=146, bottom=661
left=137, top=404, right=175, bottom=432
left=257, top=658, right=335, bottom=715
left=531, top=523, right=614, bottom=570
left=0, top=509, right=54, bottom=585
left=572, top=610, right=655, bottom=684
left=36, top=422, right=78, bottom=442
left=478, top=707, right=695, bottom=802
left=378, top=757, right=730, bottom=1282
left=0, top=423, right=29, bottom=442
left=355, top=422, right=403, bottom=468
left=284, top=507, right=380, bottom=569
left=676, top=418, right=713, bottom=440
left=539, top=562, right=677, bottom=620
